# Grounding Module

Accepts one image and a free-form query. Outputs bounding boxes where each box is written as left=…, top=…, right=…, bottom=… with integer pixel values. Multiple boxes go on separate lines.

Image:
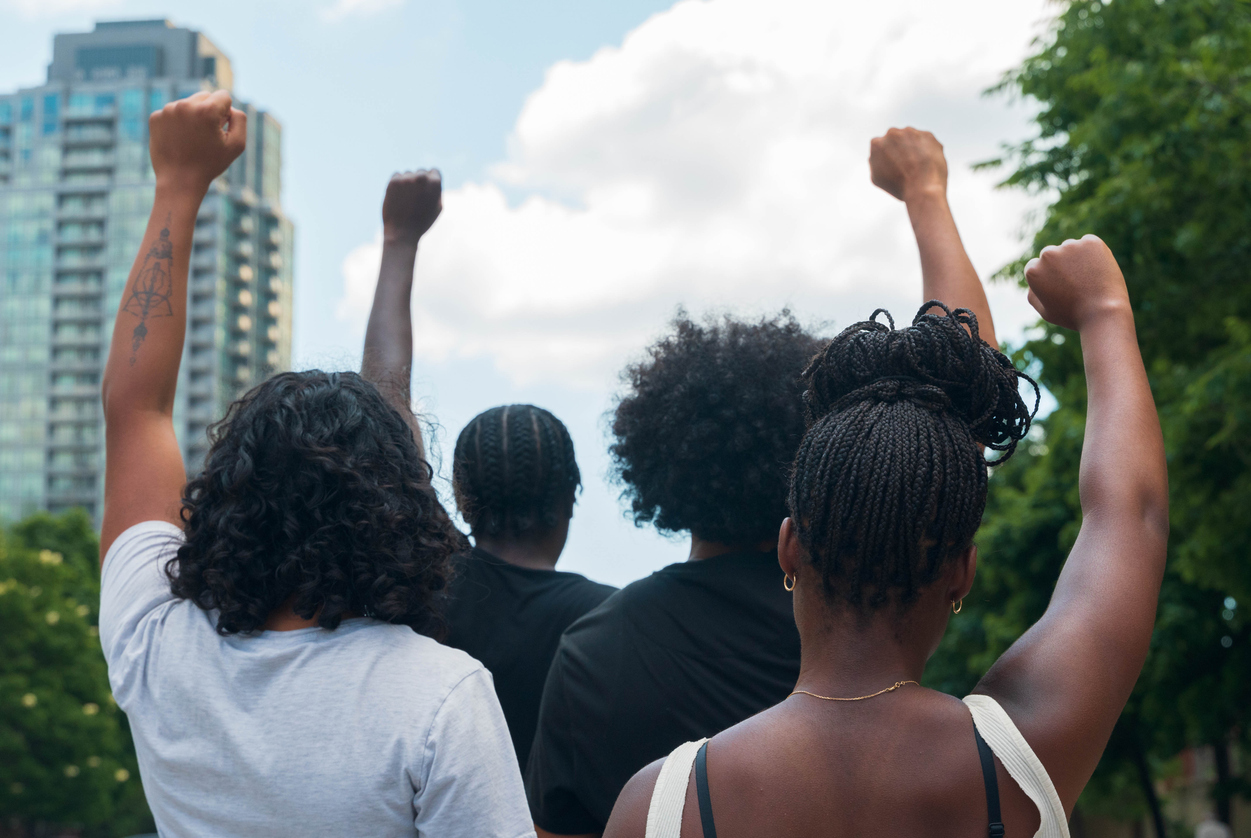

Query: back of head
left=611, top=311, right=825, bottom=544
left=788, top=303, right=1037, bottom=611
left=169, top=370, right=463, bottom=635
left=452, top=404, right=581, bottom=539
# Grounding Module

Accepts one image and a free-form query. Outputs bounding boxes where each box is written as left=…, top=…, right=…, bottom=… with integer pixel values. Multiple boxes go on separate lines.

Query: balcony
left=57, top=204, right=107, bottom=221
left=63, top=126, right=114, bottom=146
left=62, top=153, right=114, bottom=172
left=46, top=435, right=99, bottom=451
left=51, top=332, right=102, bottom=348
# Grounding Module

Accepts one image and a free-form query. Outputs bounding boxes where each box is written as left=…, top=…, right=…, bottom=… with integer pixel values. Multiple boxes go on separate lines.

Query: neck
left=474, top=528, right=567, bottom=571
left=687, top=533, right=776, bottom=561
left=789, top=579, right=951, bottom=699
left=263, top=595, right=339, bottom=632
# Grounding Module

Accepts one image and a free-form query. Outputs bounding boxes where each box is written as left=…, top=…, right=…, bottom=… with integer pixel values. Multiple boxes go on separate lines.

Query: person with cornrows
left=442, top=404, right=616, bottom=771
left=360, top=172, right=615, bottom=773
left=603, top=236, right=1168, bottom=837
left=529, top=127, right=1015, bottom=838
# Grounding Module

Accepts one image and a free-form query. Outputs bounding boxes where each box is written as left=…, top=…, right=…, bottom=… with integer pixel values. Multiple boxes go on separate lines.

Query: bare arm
left=870, top=127, right=998, bottom=349
left=975, top=235, right=1169, bottom=811
left=360, top=170, right=442, bottom=461
left=100, top=92, right=246, bottom=559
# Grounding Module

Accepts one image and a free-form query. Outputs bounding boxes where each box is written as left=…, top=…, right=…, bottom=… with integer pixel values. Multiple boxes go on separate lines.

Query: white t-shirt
left=99, top=521, right=537, bottom=838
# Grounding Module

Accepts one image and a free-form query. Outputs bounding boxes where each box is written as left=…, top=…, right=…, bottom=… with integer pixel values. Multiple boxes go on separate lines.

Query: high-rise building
left=0, top=20, right=294, bottom=523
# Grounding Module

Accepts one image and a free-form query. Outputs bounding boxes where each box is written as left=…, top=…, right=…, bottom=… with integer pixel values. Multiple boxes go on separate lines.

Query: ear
left=778, top=518, right=802, bottom=579
left=949, top=543, right=978, bottom=603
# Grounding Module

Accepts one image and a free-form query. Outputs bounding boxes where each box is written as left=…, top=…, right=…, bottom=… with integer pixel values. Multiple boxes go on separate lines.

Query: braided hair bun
left=788, top=302, right=1038, bottom=611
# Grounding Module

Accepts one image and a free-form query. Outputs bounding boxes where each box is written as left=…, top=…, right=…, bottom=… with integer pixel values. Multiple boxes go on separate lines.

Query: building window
left=41, top=93, right=59, bottom=135
left=19, top=96, right=33, bottom=122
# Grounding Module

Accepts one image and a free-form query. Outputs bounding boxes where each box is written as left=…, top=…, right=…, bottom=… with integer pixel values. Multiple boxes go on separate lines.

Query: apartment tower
left=0, top=20, right=294, bottom=523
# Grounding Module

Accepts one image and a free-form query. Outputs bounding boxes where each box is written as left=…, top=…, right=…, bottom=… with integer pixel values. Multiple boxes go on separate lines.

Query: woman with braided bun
left=604, top=235, right=1168, bottom=838
left=531, top=127, right=1018, bottom=838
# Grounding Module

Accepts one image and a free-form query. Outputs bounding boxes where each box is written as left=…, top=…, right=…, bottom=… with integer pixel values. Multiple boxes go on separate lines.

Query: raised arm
left=869, top=127, right=998, bottom=349
left=975, top=235, right=1169, bottom=811
left=100, top=92, right=246, bottom=559
left=360, top=170, right=442, bottom=461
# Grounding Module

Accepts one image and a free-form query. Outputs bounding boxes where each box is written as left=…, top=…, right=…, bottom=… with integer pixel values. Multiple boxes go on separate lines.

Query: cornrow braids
left=787, top=302, right=1039, bottom=611
left=453, top=404, right=581, bottom=539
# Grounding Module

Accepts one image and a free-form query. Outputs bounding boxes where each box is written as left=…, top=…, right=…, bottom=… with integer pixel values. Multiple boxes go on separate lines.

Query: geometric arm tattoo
left=121, top=217, right=175, bottom=364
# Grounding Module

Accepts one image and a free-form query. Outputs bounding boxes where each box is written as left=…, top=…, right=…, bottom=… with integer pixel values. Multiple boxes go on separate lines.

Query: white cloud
left=319, top=0, right=403, bottom=22
left=337, top=0, right=1054, bottom=388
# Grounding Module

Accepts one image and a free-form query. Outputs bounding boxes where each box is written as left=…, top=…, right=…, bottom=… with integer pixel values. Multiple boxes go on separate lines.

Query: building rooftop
left=47, top=19, right=232, bottom=90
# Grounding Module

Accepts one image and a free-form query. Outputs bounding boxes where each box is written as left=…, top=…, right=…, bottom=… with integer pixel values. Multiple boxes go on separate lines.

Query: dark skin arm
left=975, top=235, right=1169, bottom=812
left=870, top=127, right=998, bottom=349
left=360, top=170, right=443, bottom=461
left=99, top=91, right=246, bottom=559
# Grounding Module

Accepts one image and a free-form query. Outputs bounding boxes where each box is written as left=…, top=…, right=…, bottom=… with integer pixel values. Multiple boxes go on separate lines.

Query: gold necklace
left=790, top=680, right=919, bottom=702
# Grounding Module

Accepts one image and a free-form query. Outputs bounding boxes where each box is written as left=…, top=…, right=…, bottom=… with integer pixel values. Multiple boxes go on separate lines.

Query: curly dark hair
left=610, top=311, right=825, bottom=544
left=453, top=404, right=580, bottom=539
left=168, top=370, right=464, bottom=636
left=788, top=303, right=1038, bottom=611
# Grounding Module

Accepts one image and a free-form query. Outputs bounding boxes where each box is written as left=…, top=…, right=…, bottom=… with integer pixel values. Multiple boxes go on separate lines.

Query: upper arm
left=601, top=760, right=663, bottom=838
left=975, top=510, right=1168, bottom=811
left=101, top=410, right=186, bottom=560
left=416, top=668, right=534, bottom=836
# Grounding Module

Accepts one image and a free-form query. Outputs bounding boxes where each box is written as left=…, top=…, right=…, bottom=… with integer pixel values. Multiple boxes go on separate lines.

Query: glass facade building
left=0, top=20, right=294, bottom=523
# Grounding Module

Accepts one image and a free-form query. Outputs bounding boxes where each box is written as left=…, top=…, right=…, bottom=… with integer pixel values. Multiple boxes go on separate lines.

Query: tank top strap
left=963, top=694, right=1070, bottom=838
left=645, top=738, right=708, bottom=838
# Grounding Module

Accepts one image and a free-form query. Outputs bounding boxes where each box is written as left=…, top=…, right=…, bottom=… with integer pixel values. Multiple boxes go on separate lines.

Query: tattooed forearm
left=121, top=219, right=175, bottom=364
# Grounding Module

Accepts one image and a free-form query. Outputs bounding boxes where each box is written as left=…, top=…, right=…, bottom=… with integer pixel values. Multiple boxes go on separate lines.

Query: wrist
left=382, top=229, right=423, bottom=247
left=154, top=173, right=212, bottom=201
left=902, top=182, right=948, bottom=207
left=1075, top=297, right=1134, bottom=332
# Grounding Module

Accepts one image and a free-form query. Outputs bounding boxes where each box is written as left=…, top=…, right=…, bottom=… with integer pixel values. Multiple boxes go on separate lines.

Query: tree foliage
left=0, top=510, right=153, bottom=836
left=929, top=0, right=1251, bottom=827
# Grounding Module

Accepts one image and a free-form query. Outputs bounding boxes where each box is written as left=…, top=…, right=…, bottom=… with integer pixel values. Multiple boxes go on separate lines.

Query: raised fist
left=1024, top=235, right=1131, bottom=331
left=869, top=127, right=947, bottom=203
left=148, top=90, right=246, bottom=194
left=382, top=169, right=442, bottom=245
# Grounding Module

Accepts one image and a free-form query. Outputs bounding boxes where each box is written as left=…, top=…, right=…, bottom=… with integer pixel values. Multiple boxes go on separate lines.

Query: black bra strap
left=973, top=724, right=1006, bottom=838
left=694, top=741, right=718, bottom=838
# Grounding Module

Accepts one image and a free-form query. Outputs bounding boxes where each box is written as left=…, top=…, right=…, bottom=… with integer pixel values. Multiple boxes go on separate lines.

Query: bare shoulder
left=603, top=757, right=665, bottom=838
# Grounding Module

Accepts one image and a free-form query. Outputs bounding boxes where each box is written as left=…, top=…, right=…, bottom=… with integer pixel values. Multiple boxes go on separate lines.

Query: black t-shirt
left=442, top=548, right=616, bottom=771
left=524, top=550, right=801, bottom=834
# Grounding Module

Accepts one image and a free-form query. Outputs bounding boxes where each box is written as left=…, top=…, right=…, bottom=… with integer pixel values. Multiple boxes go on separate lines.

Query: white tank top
left=644, top=694, right=1069, bottom=838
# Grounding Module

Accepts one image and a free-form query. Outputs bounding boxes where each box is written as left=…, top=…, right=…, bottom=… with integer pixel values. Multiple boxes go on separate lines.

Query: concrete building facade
left=0, top=19, right=294, bottom=523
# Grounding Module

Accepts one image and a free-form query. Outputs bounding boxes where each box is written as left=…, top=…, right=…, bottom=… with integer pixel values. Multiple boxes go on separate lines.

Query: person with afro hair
left=97, top=100, right=535, bottom=837
left=604, top=237, right=1167, bottom=838
left=526, top=128, right=1009, bottom=838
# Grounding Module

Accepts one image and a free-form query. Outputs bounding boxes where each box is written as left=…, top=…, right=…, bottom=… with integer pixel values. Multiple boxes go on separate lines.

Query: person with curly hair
left=605, top=237, right=1168, bottom=838
left=527, top=128, right=1010, bottom=838
left=360, top=172, right=618, bottom=775
left=96, top=92, right=535, bottom=837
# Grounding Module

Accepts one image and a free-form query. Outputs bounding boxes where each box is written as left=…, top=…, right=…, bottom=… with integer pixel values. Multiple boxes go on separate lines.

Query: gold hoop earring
left=783, top=574, right=796, bottom=592
left=951, top=598, right=962, bottom=614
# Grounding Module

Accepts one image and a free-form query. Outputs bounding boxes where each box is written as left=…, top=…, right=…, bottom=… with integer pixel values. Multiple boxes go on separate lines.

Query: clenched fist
left=149, top=90, right=246, bottom=194
left=1024, top=235, right=1131, bottom=331
left=382, top=169, right=442, bottom=245
left=869, top=127, right=947, bottom=203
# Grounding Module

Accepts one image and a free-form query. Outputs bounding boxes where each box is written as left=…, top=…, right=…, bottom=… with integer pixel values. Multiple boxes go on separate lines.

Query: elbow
left=100, top=373, right=118, bottom=422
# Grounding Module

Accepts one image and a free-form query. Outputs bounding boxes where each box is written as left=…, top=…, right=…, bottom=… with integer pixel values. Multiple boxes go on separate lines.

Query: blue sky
left=0, top=0, right=1055, bottom=586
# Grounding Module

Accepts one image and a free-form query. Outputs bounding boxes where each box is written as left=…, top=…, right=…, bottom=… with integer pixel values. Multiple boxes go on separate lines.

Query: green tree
left=928, top=0, right=1251, bottom=832
left=0, top=510, right=153, bottom=836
